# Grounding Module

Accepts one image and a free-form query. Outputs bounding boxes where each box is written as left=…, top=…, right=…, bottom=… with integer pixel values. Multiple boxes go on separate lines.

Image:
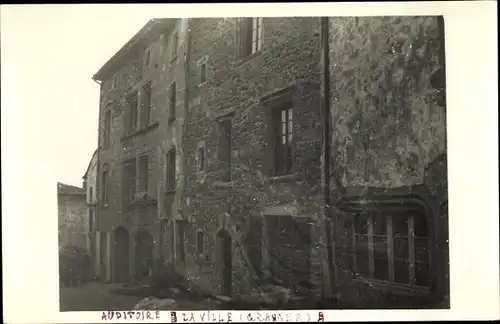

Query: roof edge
left=92, top=18, right=176, bottom=82
left=83, top=149, right=98, bottom=180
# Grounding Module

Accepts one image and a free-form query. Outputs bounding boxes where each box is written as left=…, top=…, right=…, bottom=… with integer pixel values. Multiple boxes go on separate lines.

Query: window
left=273, top=104, right=293, bottom=175
left=171, top=32, right=179, bottom=58
left=218, top=119, right=232, bottom=182
left=101, top=170, right=109, bottom=205
left=176, top=220, right=186, bottom=263
left=140, top=82, right=152, bottom=128
left=144, top=48, right=151, bottom=68
left=123, top=160, right=137, bottom=203
left=200, top=61, right=207, bottom=84
left=111, top=75, right=118, bottom=89
left=239, top=17, right=263, bottom=57
left=197, top=146, right=206, bottom=171
left=89, top=186, right=93, bottom=203
left=126, top=91, right=138, bottom=133
left=89, top=209, right=94, bottom=233
left=166, top=148, right=176, bottom=192
left=168, top=82, right=176, bottom=123
left=139, top=156, right=149, bottom=194
left=351, top=208, right=431, bottom=287
left=196, top=230, right=204, bottom=255
left=103, top=110, right=111, bottom=148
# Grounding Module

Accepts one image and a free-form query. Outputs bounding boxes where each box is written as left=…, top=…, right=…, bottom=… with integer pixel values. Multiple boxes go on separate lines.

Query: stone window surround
left=343, top=197, right=434, bottom=296
left=197, top=55, right=209, bottom=86
left=196, top=140, right=207, bottom=172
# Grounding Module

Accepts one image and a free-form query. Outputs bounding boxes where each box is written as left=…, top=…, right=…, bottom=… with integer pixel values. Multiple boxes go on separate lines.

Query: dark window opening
left=140, top=82, right=152, bottom=128
left=196, top=231, right=204, bottom=255
left=168, top=82, right=176, bottom=123
left=139, top=156, right=149, bottom=195
left=197, top=147, right=206, bottom=171
left=176, top=220, right=186, bottom=263
left=273, top=104, right=293, bottom=175
left=101, top=170, right=109, bottom=205
left=200, top=62, right=207, bottom=84
left=127, top=92, right=138, bottom=133
left=123, top=160, right=137, bottom=203
left=166, top=148, right=176, bottom=192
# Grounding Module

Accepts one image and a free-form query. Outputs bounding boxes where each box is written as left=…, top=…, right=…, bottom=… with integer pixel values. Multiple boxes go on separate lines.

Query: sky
left=1, top=5, right=182, bottom=187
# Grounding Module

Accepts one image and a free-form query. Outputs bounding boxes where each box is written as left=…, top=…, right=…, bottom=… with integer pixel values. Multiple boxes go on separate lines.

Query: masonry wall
left=181, top=17, right=326, bottom=299
left=58, top=194, right=87, bottom=249
left=326, top=16, right=448, bottom=308
left=96, top=20, right=187, bottom=281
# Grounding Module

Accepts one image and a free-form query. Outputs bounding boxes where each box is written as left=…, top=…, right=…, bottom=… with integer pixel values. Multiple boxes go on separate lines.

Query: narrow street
left=59, top=282, right=209, bottom=311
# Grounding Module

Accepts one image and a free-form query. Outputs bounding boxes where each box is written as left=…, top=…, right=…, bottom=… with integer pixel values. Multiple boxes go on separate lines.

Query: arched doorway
left=134, top=229, right=154, bottom=283
left=113, top=226, right=130, bottom=282
left=217, top=229, right=232, bottom=296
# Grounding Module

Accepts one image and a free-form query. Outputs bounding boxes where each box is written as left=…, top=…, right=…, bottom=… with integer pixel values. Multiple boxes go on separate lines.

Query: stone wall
left=180, top=17, right=326, bottom=298
left=326, top=16, right=448, bottom=308
left=58, top=193, right=87, bottom=249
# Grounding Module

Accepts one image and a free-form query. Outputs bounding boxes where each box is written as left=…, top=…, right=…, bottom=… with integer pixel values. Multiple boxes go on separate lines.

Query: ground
left=59, top=282, right=208, bottom=312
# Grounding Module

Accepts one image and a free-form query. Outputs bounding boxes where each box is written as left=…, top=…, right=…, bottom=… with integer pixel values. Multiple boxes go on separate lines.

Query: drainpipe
left=320, top=16, right=337, bottom=301
left=93, top=78, right=103, bottom=279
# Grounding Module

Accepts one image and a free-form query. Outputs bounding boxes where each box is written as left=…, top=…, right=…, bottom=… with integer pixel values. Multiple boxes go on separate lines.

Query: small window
left=126, top=91, right=138, bottom=133
left=144, top=48, right=151, bottom=68
left=123, top=160, right=137, bottom=203
left=196, top=230, right=204, bottom=255
left=351, top=208, right=431, bottom=287
left=168, top=82, right=176, bottom=123
left=101, top=171, right=109, bottom=205
left=166, top=148, right=176, bottom=192
left=239, top=17, right=263, bottom=57
left=197, top=146, right=206, bottom=171
left=140, top=82, right=152, bottom=128
left=139, top=156, right=149, bottom=194
left=172, top=32, right=179, bottom=58
left=89, top=186, right=93, bottom=203
left=89, top=209, right=94, bottom=233
left=200, top=62, right=207, bottom=84
left=103, top=110, right=111, bottom=148
left=273, top=104, right=293, bottom=175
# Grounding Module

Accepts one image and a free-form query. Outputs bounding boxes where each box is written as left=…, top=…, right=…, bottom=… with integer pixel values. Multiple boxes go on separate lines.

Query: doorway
left=217, top=229, right=232, bottom=296
left=134, top=230, right=154, bottom=283
left=113, top=226, right=130, bottom=282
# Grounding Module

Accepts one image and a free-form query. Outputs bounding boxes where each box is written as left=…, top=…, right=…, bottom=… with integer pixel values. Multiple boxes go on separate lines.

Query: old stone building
left=92, top=18, right=188, bottom=283
left=57, top=182, right=87, bottom=249
left=325, top=16, right=448, bottom=308
left=91, top=16, right=448, bottom=309
left=179, top=17, right=327, bottom=301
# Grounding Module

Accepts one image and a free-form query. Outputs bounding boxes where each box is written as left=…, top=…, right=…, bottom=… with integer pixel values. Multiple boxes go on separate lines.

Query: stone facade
left=326, top=16, right=449, bottom=308
left=92, top=17, right=449, bottom=308
left=57, top=182, right=87, bottom=249
left=180, top=17, right=327, bottom=300
left=94, top=19, right=186, bottom=283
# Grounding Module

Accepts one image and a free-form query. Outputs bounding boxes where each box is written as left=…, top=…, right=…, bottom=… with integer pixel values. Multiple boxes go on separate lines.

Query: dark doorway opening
left=217, top=229, right=232, bottom=296
left=113, top=226, right=130, bottom=282
left=134, top=230, right=154, bottom=283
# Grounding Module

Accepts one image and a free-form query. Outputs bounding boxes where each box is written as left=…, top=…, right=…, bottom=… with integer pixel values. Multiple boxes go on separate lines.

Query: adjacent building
left=57, top=182, right=87, bottom=249
left=325, top=16, right=448, bottom=308
left=92, top=16, right=448, bottom=308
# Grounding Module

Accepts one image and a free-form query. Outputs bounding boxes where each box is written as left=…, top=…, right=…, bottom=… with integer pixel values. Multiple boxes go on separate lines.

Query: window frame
left=166, top=148, right=176, bottom=193
left=101, top=170, right=109, bottom=206
left=197, top=146, right=206, bottom=172
left=103, top=110, right=111, bottom=148
left=138, top=155, right=149, bottom=195
left=171, top=31, right=179, bottom=60
left=168, top=82, right=177, bottom=123
left=196, top=230, right=205, bottom=256
left=239, top=17, right=263, bottom=58
left=140, top=81, right=152, bottom=129
left=350, top=203, right=432, bottom=290
left=176, top=220, right=186, bottom=264
left=126, top=91, right=139, bottom=134
left=273, top=103, right=294, bottom=176
left=123, top=159, right=137, bottom=203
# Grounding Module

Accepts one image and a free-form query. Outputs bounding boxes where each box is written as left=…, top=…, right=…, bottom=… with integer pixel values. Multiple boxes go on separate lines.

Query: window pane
left=288, top=118, right=293, bottom=134
left=394, top=237, right=409, bottom=260
left=355, top=235, right=369, bottom=256
left=356, top=256, right=370, bottom=277
left=415, top=261, right=430, bottom=286
left=374, top=258, right=389, bottom=281
left=281, top=135, right=286, bottom=145
left=413, top=213, right=428, bottom=237
left=392, top=216, right=408, bottom=237
left=371, top=212, right=387, bottom=235
left=372, top=235, right=388, bottom=258
left=354, top=213, right=369, bottom=234
left=281, top=122, right=286, bottom=136
left=287, top=108, right=293, bottom=122
left=414, top=238, right=430, bottom=262
left=394, top=259, right=410, bottom=284
left=281, top=110, right=286, bottom=123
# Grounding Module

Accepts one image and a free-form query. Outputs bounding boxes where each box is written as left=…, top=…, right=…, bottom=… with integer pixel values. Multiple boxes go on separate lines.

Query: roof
left=82, top=149, right=98, bottom=180
left=57, top=182, right=86, bottom=196
left=92, top=18, right=176, bottom=81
